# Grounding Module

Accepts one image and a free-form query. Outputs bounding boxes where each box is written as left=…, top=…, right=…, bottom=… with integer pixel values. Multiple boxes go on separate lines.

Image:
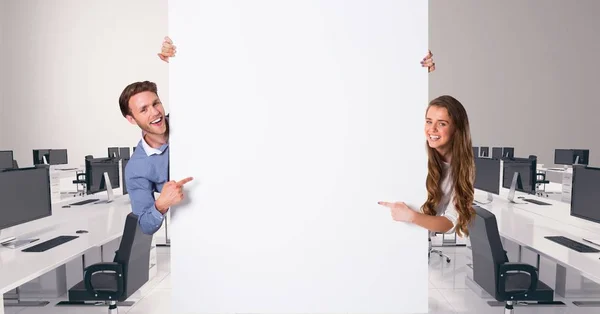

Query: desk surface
left=475, top=189, right=600, bottom=284
left=0, top=194, right=131, bottom=295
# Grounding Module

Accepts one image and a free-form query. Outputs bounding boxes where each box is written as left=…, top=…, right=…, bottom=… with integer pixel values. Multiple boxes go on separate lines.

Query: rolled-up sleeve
left=440, top=192, right=458, bottom=234
left=125, top=167, right=164, bottom=235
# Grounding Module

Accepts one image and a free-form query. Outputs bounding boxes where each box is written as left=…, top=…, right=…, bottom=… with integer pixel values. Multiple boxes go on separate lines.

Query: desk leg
left=3, top=287, right=50, bottom=307
left=156, top=214, right=170, bottom=247
left=555, top=264, right=567, bottom=297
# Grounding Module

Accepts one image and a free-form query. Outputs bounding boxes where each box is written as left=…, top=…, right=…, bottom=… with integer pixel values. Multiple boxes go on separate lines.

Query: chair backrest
left=113, top=213, right=153, bottom=299
left=470, top=206, right=508, bottom=297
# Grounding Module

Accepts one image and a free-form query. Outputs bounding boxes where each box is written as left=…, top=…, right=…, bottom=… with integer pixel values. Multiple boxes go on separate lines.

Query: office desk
left=0, top=195, right=132, bottom=314
left=472, top=189, right=600, bottom=301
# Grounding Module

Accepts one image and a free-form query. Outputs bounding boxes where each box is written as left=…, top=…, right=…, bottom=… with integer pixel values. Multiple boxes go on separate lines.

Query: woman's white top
left=436, top=161, right=459, bottom=233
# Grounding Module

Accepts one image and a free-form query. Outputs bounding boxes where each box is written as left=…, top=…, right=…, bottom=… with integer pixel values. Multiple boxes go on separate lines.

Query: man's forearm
left=137, top=205, right=165, bottom=235
left=412, top=212, right=453, bottom=234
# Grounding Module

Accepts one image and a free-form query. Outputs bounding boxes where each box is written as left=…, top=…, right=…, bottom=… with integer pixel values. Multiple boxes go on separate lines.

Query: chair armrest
left=76, top=173, right=86, bottom=181
left=498, top=262, right=538, bottom=295
left=83, top=262, right=124, bottom=299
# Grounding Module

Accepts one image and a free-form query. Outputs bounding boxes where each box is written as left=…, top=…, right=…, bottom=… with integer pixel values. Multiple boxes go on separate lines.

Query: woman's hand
left=421, top=50, right=435, bottom=72
left=378, top=201, right=417, bottom=222
left=158, top=36, right=177, bottom=63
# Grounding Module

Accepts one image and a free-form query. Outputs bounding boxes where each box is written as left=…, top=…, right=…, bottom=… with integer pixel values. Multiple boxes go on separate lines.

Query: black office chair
left=535, top=172, right=550, bottom=196
left=470, top=206, right=558, bottom=313
left=61, top=213, right=153, bottom=313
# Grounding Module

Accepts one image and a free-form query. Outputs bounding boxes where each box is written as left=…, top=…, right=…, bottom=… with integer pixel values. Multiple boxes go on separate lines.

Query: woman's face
left=425, top=105, right=454, bottom=153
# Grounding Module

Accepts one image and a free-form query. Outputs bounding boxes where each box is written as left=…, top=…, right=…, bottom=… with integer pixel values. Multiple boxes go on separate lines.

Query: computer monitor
left=119, top=147, right=131, bottom=160
left=85, top=157, right=120, bottom=195
left=479, top=147, right=489, bottom=158
left=502, top=147, right=514, bottom=159
left=491, top=147, right=503, bottom=159
left=133, top=146, right=137, bottom=153
left=33, top=149, right=68, bottom=165
left=108, top=147, right=120, bottom=159
left=122, top=158, right=129, bottom=195
left=570, top=166, right=600, bottom=224
left=502, top=156, right=537, bottom=198
left=48, top=149, right=68, bottom=165
left=472, top=147, right=479, bottom=157
left=555, top=149, right=590, bottom=166
left=0, top=167, right=52, bottom=247
left=0, top=150, right=14, bottom=170
left=474, top=157, right=501, bottom=204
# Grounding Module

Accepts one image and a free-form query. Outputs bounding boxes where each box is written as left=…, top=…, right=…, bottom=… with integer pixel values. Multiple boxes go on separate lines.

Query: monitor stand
left=0, top=232, right=39, bottom=249
left=95, top=172, right=115, bottom=204
left=507, top=172, right=527, bottom=204
left=474, top=192, right=494, bottom=205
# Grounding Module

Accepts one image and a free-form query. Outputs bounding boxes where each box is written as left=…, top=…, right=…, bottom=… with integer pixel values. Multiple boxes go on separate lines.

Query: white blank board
left=169, top=1, right=429, bottom=313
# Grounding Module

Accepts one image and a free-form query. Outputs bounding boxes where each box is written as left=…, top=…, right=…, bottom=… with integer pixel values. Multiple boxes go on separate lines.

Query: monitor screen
left=32, top=149, right=50, bottom=165
left=0, top=167, right=52, bottom=230
left=491, top=147, right=502, bottom=159
left=108, top=147, right=119, bottom=159
left=86, top=158, right=120, bottom=194
left=572, top=149, right=589, bottom=165
left=502, top=147, right=514, bottom=159
left=0, top=151, right=14, bottom=170
left=502, top=157, right=536, bottom=194
left=554, top=149, right=589, bottom=165
left=472, top=147, right=479, bottom=157
left=48, top=149, right=68, bottom=165
left=570, top=166, right=600, bottom=223
left=119, top=147, right=131, bottom=159
left=480, top=147, right=489, bottom=158
left=474, top=157, right=501, bottom=194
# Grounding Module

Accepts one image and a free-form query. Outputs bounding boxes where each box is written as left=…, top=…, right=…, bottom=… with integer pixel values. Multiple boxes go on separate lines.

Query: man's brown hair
left=118, top=81, right=158, bottom=117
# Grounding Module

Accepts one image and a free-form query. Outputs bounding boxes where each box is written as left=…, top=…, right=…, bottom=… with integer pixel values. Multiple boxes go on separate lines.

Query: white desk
left=0, top=195, right=132, bottom=314
left=471, top=189, right=600, bottom=301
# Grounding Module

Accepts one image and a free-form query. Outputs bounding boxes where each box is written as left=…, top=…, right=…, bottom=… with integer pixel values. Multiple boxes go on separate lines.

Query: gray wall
left=429, top=0, right=600, bottom=167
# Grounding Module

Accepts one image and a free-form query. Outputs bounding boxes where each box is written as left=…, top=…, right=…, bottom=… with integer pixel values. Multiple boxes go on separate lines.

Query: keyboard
left=22, top=235, right=79, bottom=252
left=523, top=198, right=551, bottom=205
left=70, top=199, right=99, bottom=206
left=545, top=236, right=600, bottom=253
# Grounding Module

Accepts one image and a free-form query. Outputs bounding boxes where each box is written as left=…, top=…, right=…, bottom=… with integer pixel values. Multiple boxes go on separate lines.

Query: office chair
left=58, top=213, right=153, bottom=313
left=72, top=172, right=86, bottom=196
left=535, top=172, right=550, bottom=196
left=429, top=232, right=451, bottom=263
left=470, top=206, right=558, bottom=313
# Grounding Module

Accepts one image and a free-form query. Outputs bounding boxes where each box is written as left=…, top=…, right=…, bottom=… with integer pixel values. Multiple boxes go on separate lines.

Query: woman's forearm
left=411, top=211, right=453, bottom=234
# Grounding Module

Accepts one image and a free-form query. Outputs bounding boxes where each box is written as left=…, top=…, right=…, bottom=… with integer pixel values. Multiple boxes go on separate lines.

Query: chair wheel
left=446, top=258, right=451, bottom=263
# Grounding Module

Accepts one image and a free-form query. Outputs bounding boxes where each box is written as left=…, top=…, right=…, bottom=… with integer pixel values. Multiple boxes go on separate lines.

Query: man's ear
left=125, top=114, right=137, bottom=125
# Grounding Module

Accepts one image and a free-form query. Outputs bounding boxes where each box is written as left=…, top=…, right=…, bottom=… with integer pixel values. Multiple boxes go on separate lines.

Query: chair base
left=55, top=300, right=135, bottom=307
left=488, top=300, right=566, bottom=307
left=429, top=249, right=451, bottom=263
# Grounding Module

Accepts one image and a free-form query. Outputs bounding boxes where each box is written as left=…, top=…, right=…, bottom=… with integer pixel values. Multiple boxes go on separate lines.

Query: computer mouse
left=76, top=230, right=88, bottom=234
left=62, top=205, right=71, bottom=208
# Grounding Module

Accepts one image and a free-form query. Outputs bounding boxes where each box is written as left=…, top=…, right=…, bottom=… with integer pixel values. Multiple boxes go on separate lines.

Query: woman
left=157, top=36, right=436, bottom=72
left=379, top=96, right=475, bottom=238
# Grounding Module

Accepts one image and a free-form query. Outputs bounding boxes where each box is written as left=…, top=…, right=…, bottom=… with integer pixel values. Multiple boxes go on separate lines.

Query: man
left=119, top=80, right=192, bottom=235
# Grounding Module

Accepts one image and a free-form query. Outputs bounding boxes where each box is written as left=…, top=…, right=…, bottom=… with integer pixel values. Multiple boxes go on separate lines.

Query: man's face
left=126, top=91, right=167, bottom=135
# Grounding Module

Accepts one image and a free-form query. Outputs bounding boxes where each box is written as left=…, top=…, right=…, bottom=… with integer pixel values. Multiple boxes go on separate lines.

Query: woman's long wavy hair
left=421, top=95, right=475, bottom=237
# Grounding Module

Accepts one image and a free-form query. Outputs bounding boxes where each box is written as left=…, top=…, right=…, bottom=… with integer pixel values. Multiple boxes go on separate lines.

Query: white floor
left=4, top=244, right=600, bottom=313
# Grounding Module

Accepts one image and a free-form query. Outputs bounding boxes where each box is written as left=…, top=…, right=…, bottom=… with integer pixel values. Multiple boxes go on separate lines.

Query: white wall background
left=0, top=0, right=169, bottom=167
left=169, top=1, right=429, bottom=313
left=429, top=0, right=600, bottom=167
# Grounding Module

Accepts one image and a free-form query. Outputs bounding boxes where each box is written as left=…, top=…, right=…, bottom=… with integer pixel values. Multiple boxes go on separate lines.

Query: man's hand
left=421, top=50, right=435, bottom=72
left=158, top=36, right=177, bottom=63
left=155, top=177, right=193, bottom=213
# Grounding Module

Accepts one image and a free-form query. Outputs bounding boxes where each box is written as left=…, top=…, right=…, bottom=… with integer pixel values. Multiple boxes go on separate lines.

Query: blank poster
left=168, top=1, right=429, bottom=313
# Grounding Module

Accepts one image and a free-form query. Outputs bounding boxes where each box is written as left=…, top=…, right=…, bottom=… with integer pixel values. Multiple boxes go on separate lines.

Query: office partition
left=168, top=1, right=429, bottom=313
